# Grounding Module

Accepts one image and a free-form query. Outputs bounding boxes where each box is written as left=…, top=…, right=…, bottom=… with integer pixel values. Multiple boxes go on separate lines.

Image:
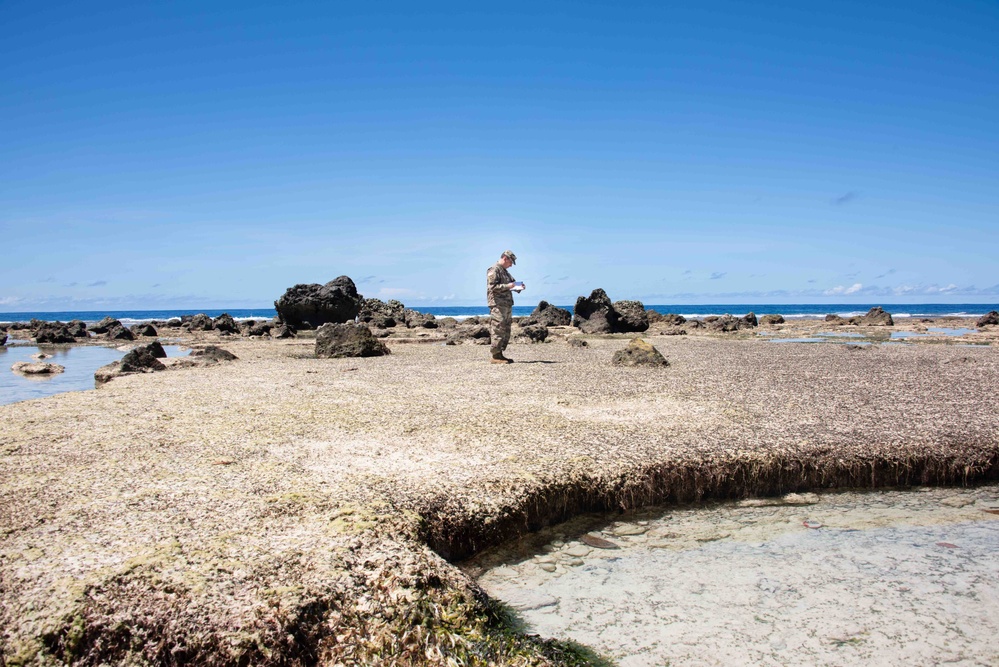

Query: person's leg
left=490, top=304, right=513, bottom=362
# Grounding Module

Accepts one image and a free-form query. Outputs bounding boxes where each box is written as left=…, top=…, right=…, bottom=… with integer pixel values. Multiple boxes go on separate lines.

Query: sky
left=2, top=0, right=997, bottom=311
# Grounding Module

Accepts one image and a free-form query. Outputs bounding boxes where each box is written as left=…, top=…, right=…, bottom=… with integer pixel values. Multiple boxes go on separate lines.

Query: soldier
left=486, top=250, right=523, bottom=364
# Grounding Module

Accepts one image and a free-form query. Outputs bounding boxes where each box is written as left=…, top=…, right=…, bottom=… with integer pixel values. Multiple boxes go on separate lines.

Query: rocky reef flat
left=1, top=316, right=998, bottom=665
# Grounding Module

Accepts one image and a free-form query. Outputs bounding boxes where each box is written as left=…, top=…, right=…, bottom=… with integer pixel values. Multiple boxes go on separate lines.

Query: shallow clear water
left=891, top=328, right=978, bottom=339
left=0, top=345, right=187, bottom=406
left=470, top=486, right=999, bottom=666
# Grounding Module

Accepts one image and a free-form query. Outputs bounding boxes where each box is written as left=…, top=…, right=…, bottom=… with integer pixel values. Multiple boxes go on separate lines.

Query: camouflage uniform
left=486, top=261, right=515, bottom=357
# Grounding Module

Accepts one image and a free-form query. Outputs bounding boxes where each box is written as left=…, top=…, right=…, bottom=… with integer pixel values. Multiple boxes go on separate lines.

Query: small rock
left=581, top=534, right=619, bottom=549
left=564, top=545, right=592, bottom=558
left=12, top=362, right=65, bottom=375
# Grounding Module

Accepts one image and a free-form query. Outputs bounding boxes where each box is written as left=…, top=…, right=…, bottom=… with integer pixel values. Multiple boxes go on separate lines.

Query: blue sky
left=2, top=0, right=997, bottom=311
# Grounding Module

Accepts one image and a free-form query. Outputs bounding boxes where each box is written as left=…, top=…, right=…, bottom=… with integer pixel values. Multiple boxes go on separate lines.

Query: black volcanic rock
left=359, top=298, right=406, bottom=328
left=187, top=314, right=214, bottom=331
left=212, top=313, right=239, bottom=334
left=67, top=320, right=89, bottom=338
left=189, top=346, right=238, bottom=362
left=34, top=323, right=75, bottom=344
left=858, top=307, right=893, bottom=326
left=275, top=276, right=363, bottom=329
left=517, top=323, right=549, bottom=343
left=89, top=317, right=121, bottom=334
left=107, top=325, right=136, bottom=341
left=315, top=323, right=390, bottom=358
left=130, top=323, right=158, bottom=337
left=612, top=300, right=650, bottom=332
left=525, top=301, right=572, bottom=327
left=977, top=310, right=999, bottom=327
left=573, top=289, right=617, bottom=334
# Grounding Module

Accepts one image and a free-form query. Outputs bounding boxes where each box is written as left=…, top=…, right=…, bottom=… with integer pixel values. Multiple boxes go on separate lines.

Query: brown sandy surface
left=1, top=317, right=998, bottom=665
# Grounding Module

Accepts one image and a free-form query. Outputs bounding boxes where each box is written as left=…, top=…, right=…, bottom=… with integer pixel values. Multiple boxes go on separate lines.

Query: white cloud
left=824, top=283, right=863, bottom=296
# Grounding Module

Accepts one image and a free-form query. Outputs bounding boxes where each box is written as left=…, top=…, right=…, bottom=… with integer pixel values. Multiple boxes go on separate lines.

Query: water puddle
left=1, top=344, right=188, bottom=406
left=467, top=485, right=999, bottom=666
left=891, top=328, right=978, bottom=339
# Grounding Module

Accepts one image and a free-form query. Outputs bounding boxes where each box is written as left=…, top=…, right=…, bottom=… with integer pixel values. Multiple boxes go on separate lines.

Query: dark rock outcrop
left=271, top=325, right=296, bottom=339
left=187, top=314, right=215, bottom=331
left=95, top=342, right=167, bottom=385
left=977, top=310, right=999, bottom=327
left=245, top=321, right=274, bottom=337
left=827, top=307, right=894, bottom=327
left=404, top=309, right=437, bottom=329
left=120, top=346, right=167, bottom=373
left=573, top=289, right=617, bottom=334
left=275, top=276, right=363, bottom=329
left=315, top=323, right=390, bottom=358
left=359, top=299, right=406, bottom=328
left=89, top=317, right=121, bottom=334
left=34, top=323, right=75, bottom=344
left=612, top=300, right=650, bottom=333
left=611, top=338, right=669, bottom=367
left=130, top=323, right=158, bottom=337
left=107, top=325, right=136, bottom=341
left=446, top=325, right=491, bottom=345
left=517, top=324, right=549, bottom=343
left=706, top=313, right=757, bottom=332
left=67, top=320, right=89, bottom=338
left=189, top=346, right=238, bottom=363
left=759, top=314, right=785, bottom=325
left=525, top=301, right=572, bottom=327
left=0, top=330, right=6, bottom=346
left=858, top=307, right=893, bottom=326
left=212, top=313, right=239, bottom=334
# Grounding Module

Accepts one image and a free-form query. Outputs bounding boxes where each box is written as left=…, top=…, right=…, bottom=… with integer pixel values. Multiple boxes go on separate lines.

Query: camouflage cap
left=502, top=250, right=517, bottom=265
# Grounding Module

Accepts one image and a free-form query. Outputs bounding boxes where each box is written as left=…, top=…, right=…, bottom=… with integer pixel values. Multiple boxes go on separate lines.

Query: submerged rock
left=12, top=362, right=65, bottom=375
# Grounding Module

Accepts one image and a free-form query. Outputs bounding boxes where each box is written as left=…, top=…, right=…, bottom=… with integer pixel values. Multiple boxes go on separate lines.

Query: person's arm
left=487, top=266, right=515, bottom=295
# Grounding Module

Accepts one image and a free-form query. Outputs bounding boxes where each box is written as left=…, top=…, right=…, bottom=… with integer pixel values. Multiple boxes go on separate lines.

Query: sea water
left=0, top=345, right=189, bottom=406
left=2, top=303, right=996, bottom=326
left=470, top=485, right=999, bottom=666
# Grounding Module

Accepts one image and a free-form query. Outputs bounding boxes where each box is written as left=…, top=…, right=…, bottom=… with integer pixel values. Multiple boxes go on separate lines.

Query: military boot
left=491, top=351, right=513, bottom=364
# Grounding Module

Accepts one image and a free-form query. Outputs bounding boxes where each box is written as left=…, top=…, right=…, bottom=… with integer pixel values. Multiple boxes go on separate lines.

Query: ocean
left=1, top=303, right=996, bottom=327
